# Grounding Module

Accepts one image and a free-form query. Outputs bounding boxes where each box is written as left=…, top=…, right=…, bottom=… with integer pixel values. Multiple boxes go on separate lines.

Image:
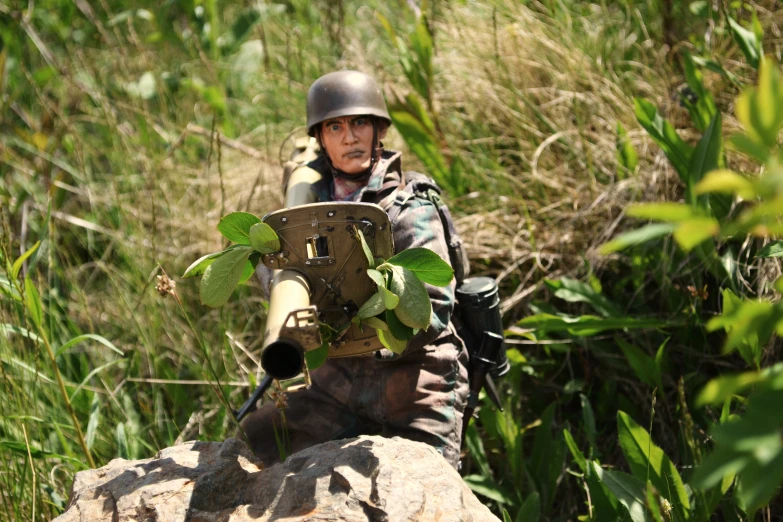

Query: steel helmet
left=306, top=70, right=391, bottom=136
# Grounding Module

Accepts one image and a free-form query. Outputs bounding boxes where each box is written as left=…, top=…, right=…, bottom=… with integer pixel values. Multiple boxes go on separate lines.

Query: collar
left=310, top=150, right=403, bottom=203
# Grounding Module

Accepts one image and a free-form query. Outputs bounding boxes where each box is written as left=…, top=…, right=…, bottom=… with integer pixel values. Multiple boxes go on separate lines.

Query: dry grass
left=3, top=1, right=782, bottom=519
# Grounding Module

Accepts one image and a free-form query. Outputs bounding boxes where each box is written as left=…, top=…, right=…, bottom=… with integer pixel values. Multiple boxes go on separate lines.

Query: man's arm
left=391, top=198, right=456, bottom=350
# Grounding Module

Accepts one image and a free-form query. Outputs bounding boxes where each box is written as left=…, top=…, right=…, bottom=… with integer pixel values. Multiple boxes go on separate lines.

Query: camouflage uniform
left=241, top=150, right=469, bottom=468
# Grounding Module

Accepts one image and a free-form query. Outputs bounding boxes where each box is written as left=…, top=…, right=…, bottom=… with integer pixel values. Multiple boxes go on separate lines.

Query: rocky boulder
left=55, top=435, right=500, bottom=521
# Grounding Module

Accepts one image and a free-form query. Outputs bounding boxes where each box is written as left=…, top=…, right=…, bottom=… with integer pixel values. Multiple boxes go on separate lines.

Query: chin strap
left=317, top=119, right=381, bottom=182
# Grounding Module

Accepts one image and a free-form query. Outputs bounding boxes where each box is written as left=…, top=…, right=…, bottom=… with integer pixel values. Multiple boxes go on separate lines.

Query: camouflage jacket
left=307, top=150, right=456, bottom=352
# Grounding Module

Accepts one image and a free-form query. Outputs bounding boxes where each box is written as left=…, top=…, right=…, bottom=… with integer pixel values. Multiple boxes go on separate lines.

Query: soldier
left=240, top=70, right=469, bottom=469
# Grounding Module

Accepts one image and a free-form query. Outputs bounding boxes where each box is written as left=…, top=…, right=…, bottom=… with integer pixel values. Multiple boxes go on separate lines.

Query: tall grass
left=1, top=0, right=780, bottom=520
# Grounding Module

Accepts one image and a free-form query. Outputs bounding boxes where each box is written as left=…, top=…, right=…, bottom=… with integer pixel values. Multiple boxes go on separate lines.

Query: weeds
left=1, top=0, right=781, bottom=520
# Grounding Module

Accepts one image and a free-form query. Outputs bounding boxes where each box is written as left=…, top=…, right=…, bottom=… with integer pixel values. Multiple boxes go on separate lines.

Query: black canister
left=456, top=276, right=510, bottom=378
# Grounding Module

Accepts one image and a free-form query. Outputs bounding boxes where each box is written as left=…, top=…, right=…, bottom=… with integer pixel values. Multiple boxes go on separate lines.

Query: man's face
left=320, top=116, right=387, bottom=174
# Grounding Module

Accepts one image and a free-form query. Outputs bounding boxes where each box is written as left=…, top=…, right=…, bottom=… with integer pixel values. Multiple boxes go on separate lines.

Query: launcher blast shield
left=254, top=164, right=395, bottom=382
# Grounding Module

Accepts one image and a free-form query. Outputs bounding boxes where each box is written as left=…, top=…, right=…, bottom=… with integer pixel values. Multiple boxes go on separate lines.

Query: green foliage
left=599, top=224, right=677, bottom=254
left=388, top=91, right=451, bottom=192
left=617, top=411, right=690, bottom=521
left=692, top=363, right=783, bottom=515
left=217, top=212, right=262, bottom=245
left=633, top=98, right=694, bottom=193
left=757, top=241, right=783, bottom=258
left=681, top=52, right=718, bottom=132
left=616, top=122, right=639, bottom=178
left=727, top=15, right=763, bottom=70
left=383, top=264, right=432, bottom=330
left=1, top=1, right=780, bottom=520
left=385, top=248, right=454, bottom=286
left=199, top=246, right=254, bottom=308
left=248, top=223, right=280, bottom=254
left=592, top=462, right=650, bottom=522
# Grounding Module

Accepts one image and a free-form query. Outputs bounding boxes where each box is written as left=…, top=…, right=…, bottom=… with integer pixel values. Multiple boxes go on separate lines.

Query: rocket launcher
left=254, top=160, right=395, bottom=381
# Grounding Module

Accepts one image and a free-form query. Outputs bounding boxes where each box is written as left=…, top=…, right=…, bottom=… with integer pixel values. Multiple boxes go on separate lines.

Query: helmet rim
left=306, top=70, right=391, bottom=136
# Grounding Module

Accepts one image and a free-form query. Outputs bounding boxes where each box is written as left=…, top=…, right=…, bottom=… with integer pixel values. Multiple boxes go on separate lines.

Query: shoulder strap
left=380, top=171, right=470, bottom=285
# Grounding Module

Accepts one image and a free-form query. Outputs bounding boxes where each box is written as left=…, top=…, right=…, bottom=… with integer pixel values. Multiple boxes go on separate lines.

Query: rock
left=55, top=435, right=500, bottom=522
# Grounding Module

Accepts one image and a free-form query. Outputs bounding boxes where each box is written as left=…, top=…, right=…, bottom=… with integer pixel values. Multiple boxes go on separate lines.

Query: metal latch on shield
left=305, top=235, right=334, bottom=266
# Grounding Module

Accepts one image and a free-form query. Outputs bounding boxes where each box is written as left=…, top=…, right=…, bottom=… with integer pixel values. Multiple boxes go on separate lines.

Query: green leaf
left=0, top=324, right=43, bottom=344
left=86, top=394, right=100, bottom=450
left=0, top=441, right=83, bottom=465
left=645, top=480, right=665, bottom=522
left=248, top=222, right=280, bottom=254
left=734, top=446, right=783, bottom=513
left=24, top=276, right=43, bottom=329
left=529, top=403, right=564, bottom=511
left=515, top=492, right=540, bottom=522
left=366, top=269, right=385, bottom=287
left=690, top=439, right=751, bottom=491
left=728, top=132, right=769, bottom=163
left=352, top=226, right=376, bottom=269
left=634, top=98, right=694, bottom=183
left=627, top=203, right=698, bottom=222
left=202, top=87, right=226, bottom=114
left=376, top=12, right=397, bottom=41
left=617, top=337, right=659, bottom=388
left=689, top=113, right=729, bottom=215
left=217, top=212, right=262, bottom=244
left=592, top=462, right=651, bottom=522
left=694, top=169, right=756, bottom=199
left=362, top=317, right=388, bottom=331
left=563, top=429, right=587, bottom=473
left=385, top=264, right=432, bottom=330
left=389, top=96, right=450, bottom=189
left=653, top=339, right=667, bottom=390
left=238, top=259, right=256, bottom=285
left=357, top=292, right=387, bottom=320
left=512, top=314, right=674, bottom=338
left=580, top=394, right=598, bottom=452
left=706, top=300, right=781, bottom=357
left=409, top=14, right=433, bottom=101
left=727, top=15, right=761, bottom=70
left=696, top=370, right=765, bottom=406
left=182, top=251, right=225, bottom=278
left=545, top=278, right=622, bottom=318
left=385, top=248, right=454, bottom=287
left=735, top=57, right=783, bottom=148
left=378, top=286, right=400, bottom=309
left=199, top=246, right=253, bottom=307
left=502, top=509, right=512, bottom=522
left=55, top=333, right=124, bottom=358
left=682, top=52, right=718, bottom=131
left=465, top=423, right=492, bottom=478
left=617, top=411, right=690, bottom=520
left=616, top=122, right=638, bottom=178
left=599, top=224, right=677, bottom=254
left=0, top=274, right=21, bottom=302
left=377, top=328, right=407, bottom=354
left=757, top=240, right=783, bottom=258
left=385, top=309, right=416, bottom=341
left=116, top=423, right=129, bottom=459
left=367, top=269, right=399, bottom=308
left=673, top=218, right=718, bottom=252
left=463, top=475, right=516, bottom=504
left=304, top=344, right=328, bottom=370
left=12, top=240, right=41, bottom=281
left=693, top=365, right=783, bottom=512
left=585, top=460, right=622, bottom=520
